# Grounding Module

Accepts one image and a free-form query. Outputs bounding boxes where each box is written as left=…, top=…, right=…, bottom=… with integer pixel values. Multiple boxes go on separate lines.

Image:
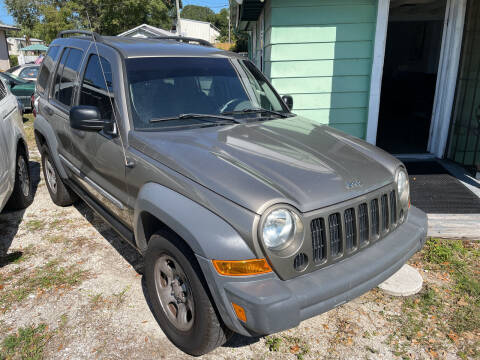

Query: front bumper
left=197, top=206, right=427, bottom=337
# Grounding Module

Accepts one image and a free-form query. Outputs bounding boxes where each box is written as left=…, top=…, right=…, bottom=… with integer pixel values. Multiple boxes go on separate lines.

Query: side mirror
left=9, top=80, right=16, bottom=88
left=282, top=95, right=293, bottom=111
left=70, top=105, right=109, bottom=132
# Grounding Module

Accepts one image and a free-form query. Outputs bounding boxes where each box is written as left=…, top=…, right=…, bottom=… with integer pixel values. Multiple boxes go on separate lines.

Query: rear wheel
left=41, top=146, right=77, bottom=206
left=5, top=149, right=33, bottom=210
left=144, top=231, right=232, bottom=355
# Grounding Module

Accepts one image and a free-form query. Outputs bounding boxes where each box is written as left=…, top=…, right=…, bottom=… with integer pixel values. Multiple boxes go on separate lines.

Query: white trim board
left=366, top=0, right=467, bottom=157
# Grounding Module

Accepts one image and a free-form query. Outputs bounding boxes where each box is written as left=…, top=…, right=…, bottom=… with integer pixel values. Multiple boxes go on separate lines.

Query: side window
left=52, top=48, right=84, bottom=107
left=79, top=55, right=114, bottom=120
left=37, top=45, right=60, bottom=94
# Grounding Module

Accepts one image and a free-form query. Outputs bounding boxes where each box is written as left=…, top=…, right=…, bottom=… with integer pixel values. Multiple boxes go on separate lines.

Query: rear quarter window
left=36, top=46, right=61, bottom=94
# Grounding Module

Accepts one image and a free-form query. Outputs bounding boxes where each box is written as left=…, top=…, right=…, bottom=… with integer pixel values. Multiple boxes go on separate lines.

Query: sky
left=0, top=0, right=229, bottom=26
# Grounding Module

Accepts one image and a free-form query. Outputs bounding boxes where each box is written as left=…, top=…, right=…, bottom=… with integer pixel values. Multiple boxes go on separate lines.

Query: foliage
left=0, top=324, right=52, bottom=360
left=8, top=55, right=18, bottom=67
left=4, top=0, right=175, bottom=43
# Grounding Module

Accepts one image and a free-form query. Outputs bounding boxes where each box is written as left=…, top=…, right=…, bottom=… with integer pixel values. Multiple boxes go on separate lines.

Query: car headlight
left=396, top=167, right=410, bottom=211
left=262, top=209, right=295, bottom=250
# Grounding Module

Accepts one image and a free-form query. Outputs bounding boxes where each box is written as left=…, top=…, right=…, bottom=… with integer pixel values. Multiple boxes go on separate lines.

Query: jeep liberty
left=33, top=31, right=427, bottom=356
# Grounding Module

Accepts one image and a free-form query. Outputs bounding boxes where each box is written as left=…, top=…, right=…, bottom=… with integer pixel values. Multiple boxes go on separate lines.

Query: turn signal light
left=232, top=302, right=247, bottom=322
left=212, top=259, right=272, bottom=276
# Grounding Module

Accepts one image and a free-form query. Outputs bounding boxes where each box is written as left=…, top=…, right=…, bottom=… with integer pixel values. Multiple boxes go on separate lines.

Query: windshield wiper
left=150, top=113, right=239, bottom=123
left=222, top=108, right=289, bottom=118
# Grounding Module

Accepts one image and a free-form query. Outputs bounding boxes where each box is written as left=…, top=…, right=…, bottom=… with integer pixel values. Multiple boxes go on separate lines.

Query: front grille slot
left=370, top=199, right=379, bottom=237
left=381, top=194, right=389, bottom=231
left=390, top=190, right=397, bottom=225
left=293, top=253, right=308, bottom=272
left=328, top=213, right=342, bottom=257
left=344, top=208, right=356, bottom=251
left=358, top=203, right=369, bottom=245
left=311, top=218, right=327, bottom=263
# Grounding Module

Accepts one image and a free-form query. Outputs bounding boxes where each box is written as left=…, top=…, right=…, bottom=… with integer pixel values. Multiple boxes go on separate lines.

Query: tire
left=41, top=146, right=77, bottom=206
left=5, top=148, right=33, bottom=210
left=145, top=231, right=232, bottom=356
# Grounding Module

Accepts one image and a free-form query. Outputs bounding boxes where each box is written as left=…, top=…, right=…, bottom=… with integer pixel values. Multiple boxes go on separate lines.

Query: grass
left=265, top=335, right=309, bottom=359
left=0, top=323, right=52, bottom=360
left=0, top=260, right=87, bottom=312
left=25, top=219, right=46, bottom=232
left=22, top=114, right=36, bottom=151
left=390, top=238, right=480, bottom=358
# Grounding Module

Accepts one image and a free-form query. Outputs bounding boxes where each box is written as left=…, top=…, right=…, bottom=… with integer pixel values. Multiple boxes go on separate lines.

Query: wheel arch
left=134, top=182, right=256, bottom=261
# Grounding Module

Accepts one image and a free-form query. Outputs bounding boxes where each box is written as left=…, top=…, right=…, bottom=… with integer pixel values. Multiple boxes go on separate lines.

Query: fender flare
left=134, top=182, right=256, bottom=260
left=33, top=115, right=68, bottom=178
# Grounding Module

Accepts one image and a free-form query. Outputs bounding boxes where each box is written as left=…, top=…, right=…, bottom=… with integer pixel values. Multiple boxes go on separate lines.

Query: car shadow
left=0, top=160, right=40, bottom=265
left=72, top=201, right=144, bottom=274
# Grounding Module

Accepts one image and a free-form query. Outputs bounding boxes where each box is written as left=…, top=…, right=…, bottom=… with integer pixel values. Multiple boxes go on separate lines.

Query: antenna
left=84, top=13, right=129, bottom=168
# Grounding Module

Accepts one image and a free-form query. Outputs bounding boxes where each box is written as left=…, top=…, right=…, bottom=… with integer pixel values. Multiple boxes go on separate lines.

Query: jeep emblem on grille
left=346, top=179, right=362, bottom=190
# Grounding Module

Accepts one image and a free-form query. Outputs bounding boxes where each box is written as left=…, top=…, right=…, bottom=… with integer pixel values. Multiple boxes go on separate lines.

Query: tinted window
left=19, top=66, right=38, bottom=79
left=36, top=46, right=60, bottom=94
left=52, top=48, right=83, bottom=106
left=126, top=57, right=286, bottom=130
left=79, top=55, right=114, bottom=120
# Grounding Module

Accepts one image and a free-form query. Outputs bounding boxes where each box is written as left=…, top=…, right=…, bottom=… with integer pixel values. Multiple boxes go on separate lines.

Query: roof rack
left=57, top=30, right=103, bottom=42
left=152, top=36, right=213, bottom=47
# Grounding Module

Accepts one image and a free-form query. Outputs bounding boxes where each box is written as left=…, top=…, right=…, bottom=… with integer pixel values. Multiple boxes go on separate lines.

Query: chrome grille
left=344, top=208, right=356, bottom=251
left=328, top=213, right=342, bottom=257
left=311, top=218, right=326, bottom=263
left=381, top=194, right=389, bottom=231
left=390, top=190, right=397, bottom=225
left=358, top=203, right=369, bottom=245
left=371, top=199, right=379, bottom=237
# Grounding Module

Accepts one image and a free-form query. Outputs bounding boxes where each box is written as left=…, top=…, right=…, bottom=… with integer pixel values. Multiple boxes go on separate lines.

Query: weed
left=25, top=219, right=46, bottom=231
left=265, top=336, right=282, bottom=352
left=0, top=323, right=52, bottom=360
left=0, top=260, right=87, bottom=311
left=113, top=285, right=131, bottom=305
left=424, top=238, right=465, bottom=264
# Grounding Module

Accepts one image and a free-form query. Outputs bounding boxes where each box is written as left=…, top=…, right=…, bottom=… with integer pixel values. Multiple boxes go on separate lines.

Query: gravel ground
left=0, top=116, right=478, bottom=359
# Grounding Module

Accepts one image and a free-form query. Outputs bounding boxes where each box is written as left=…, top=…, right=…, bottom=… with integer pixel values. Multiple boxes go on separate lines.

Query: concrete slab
left=378, top=264, right=423, bottom=297
left=428, top=214, right=480, bottom=240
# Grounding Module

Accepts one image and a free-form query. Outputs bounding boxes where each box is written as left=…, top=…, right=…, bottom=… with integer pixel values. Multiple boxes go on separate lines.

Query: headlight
left=262, top=209, right=295, bottom=250
left=396, top=168, right=410, bottom=210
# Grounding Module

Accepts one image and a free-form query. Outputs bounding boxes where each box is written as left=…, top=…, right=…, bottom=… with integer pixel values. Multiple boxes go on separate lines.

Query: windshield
left=126, top=57, right=288, bottom=130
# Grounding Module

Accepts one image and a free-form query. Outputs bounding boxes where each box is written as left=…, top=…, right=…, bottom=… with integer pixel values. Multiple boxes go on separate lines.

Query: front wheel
left=144, top=231, right=232, bottom=356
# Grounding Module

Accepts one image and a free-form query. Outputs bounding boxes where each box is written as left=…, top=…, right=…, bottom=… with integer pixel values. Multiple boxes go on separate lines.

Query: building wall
left=179, top=19, right=220, bottom=43
left=263, top=0, right=378, bottom=139
left=0, top=31, right=10, bottom=71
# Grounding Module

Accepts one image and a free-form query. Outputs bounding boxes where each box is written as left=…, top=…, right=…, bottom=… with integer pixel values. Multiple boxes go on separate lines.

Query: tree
left=180, top=5, right=215, bottom=23
left=5, top=0, right=174, bottom=43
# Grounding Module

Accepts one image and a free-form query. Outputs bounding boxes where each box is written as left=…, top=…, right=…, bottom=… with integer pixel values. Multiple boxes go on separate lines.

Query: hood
left=130, top=116, right=400, bottom=214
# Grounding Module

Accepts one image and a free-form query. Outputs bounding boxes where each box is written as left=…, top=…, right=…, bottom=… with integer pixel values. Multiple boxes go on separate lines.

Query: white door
left=0, top=79, right=12, bottom=210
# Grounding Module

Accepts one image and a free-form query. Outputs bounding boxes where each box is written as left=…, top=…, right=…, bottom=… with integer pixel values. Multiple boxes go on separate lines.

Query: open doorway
left=376, top=0, right=447, bottom=154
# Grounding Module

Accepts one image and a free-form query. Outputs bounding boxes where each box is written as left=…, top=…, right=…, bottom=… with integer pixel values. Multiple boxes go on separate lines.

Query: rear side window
left=79, top=55, right=114, bottom=120
left=19, top=66, right=38, bottom=79
left=36, top=46, right=60, bottom=94
left=52, top=47, right=83, bottom=107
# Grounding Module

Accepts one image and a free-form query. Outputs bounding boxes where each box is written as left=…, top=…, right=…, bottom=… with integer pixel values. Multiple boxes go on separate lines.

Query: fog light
left=232, top=302, right=247, bottom=322
left=212, top=259, right=272, bottom=276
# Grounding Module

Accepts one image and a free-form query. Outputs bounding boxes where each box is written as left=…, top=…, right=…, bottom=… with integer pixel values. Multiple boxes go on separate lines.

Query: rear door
left=69, top=48, right=131, bottom=227
left=47, top=46, right=85, bottom=161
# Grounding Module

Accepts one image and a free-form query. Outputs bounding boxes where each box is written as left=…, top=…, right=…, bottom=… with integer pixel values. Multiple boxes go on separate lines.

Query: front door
left=0, top=81, right=12, bottom=209
left=69, top=50, right=131, bottom=227
left=376, top=0, right=447, bottom=154
left=447, top=0, right=480, bottom=171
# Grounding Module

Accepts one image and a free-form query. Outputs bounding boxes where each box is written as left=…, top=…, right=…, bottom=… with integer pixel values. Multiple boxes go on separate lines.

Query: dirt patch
left=0, top=116, right=478, bottom=359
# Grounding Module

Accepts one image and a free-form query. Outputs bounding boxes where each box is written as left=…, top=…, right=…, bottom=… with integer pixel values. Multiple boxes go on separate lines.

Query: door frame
left=366, top=0, right=467, bottom=157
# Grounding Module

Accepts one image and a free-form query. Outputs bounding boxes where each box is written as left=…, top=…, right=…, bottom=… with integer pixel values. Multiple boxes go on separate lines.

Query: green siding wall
left=263, top=0, right=377, bottom=139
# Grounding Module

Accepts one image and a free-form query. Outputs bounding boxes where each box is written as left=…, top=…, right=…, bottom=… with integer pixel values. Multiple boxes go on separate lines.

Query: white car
left=0, top=77, right=33, bottom=212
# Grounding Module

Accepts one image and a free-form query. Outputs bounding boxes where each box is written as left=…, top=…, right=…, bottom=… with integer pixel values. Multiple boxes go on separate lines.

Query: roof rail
left=57, top=30, right=103, bottom=42
left=152, top=36, right=213, bottom=47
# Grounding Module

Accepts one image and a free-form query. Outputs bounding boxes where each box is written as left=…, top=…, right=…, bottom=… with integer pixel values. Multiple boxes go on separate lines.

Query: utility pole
left=228, top=7, right=231, bottom=43
left=176, top=0, right=182, bottom=36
